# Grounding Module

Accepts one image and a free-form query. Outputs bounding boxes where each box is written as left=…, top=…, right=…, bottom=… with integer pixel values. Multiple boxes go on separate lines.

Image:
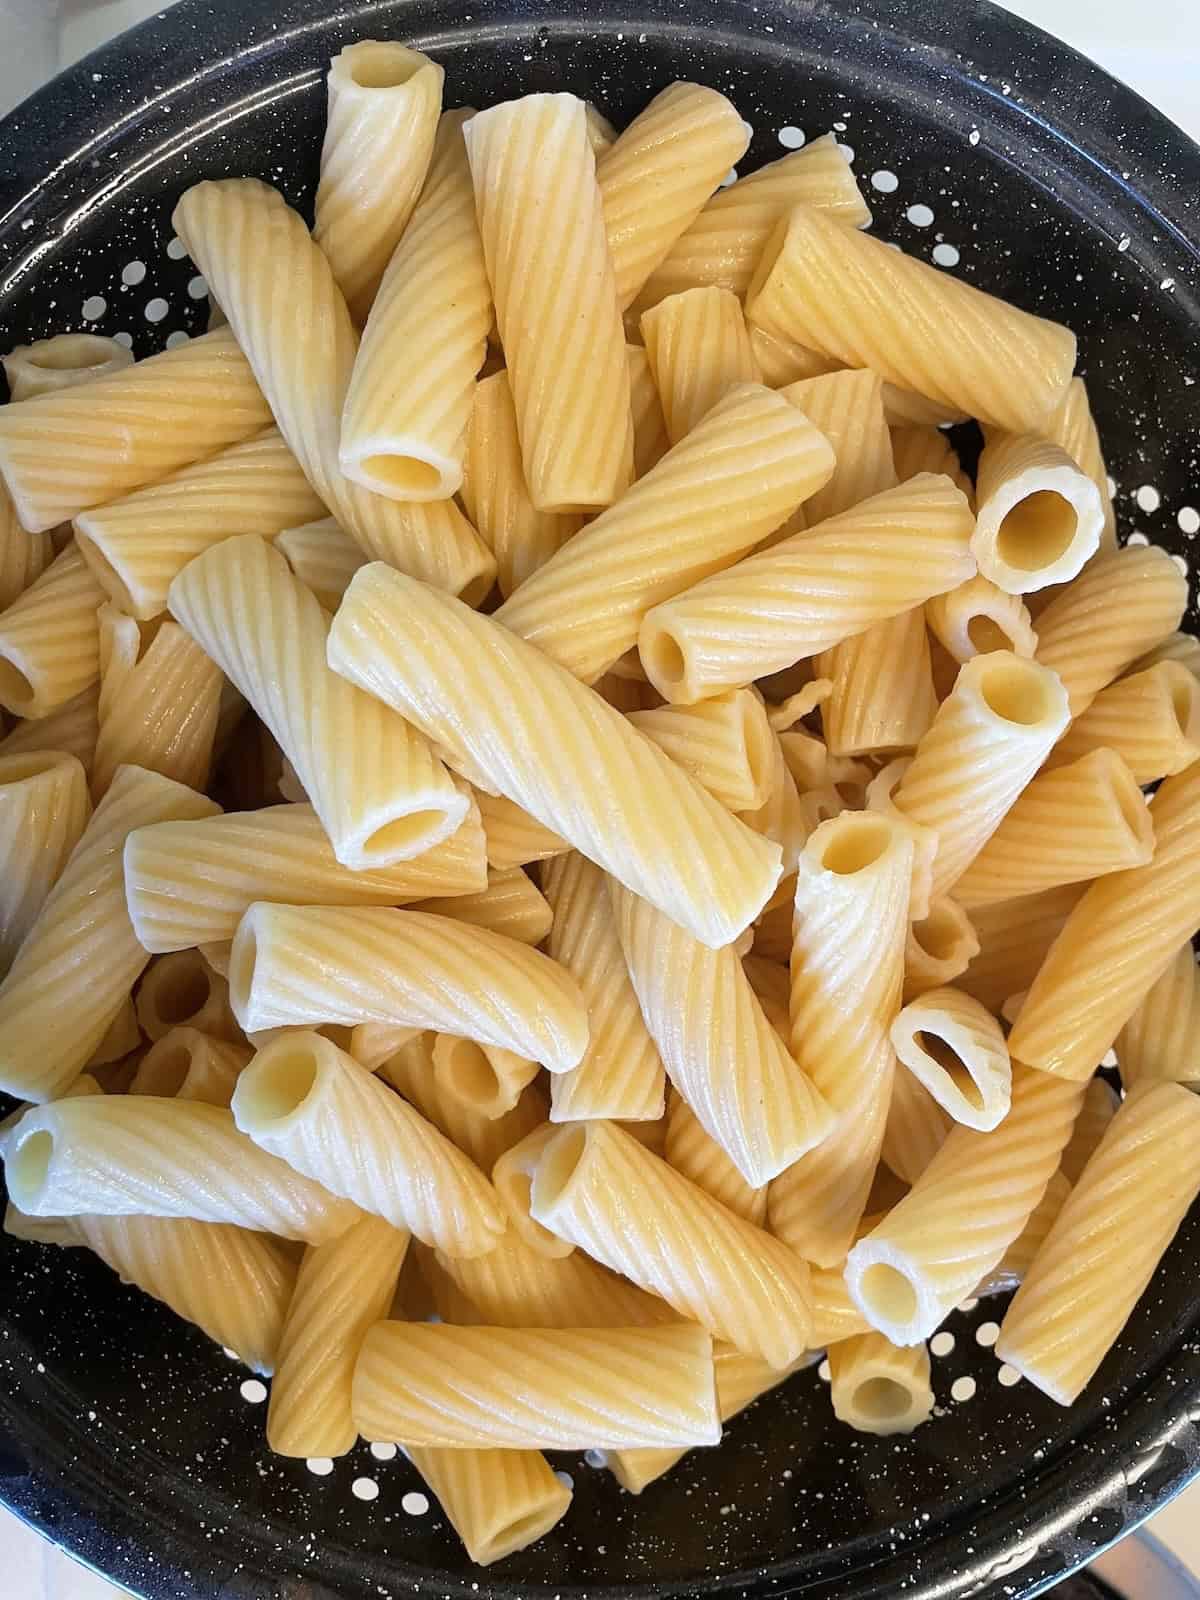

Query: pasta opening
left=977, top=658, right=1052, bottom=728
left=994, top=490, right=1077, bottom=573
left=359, top=454, right=445, bottom=497
left=745, top=214, right=791, bottom=308
left=640, top=628, right=687, bottom=691
left=438, top=1038, right=503, bottom=1116
left=0, top=657, right=36, bottom=715
left=0, top=750, right=63, bottom=784
left=229, top=923, right=258, bottom=1016
left=1171, top=669, right=1200, bottom=742
left=530, top=1124, right=587, bottom=1215
left=148, top=963, right=211, bottom=1028
left=851, top=1376, right=914, bottom=1424
left=819, top=815, right=893, bottom=876
left=138, top=1039, right=195, bottom=1097
left=487, top=1507, right=567, bottom=1558
left=911, top=904, right=959, bottom=962
left=966, top=615, right=1014, bottom=656
left=8, top=1129, right=52, bottom=1209
left=24, top=334, right=115, bottom=373
left=858, top=1262, right=919, bottom=1326
left=362, top=810, right=446, bottom=858
left=72, top=532, right=137, bottom=615
left=739, top=696, right=776, bottom=806
left=346, top=43, right=424, bottom=89
left=915, top=1030, right=985, bottom=1111
left=238, top=1045, right=319, bottom=1126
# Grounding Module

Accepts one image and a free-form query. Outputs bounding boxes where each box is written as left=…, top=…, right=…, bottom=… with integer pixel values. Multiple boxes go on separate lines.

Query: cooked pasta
left=1129, top=631, right=1200, bottom=681
left=134, top=949, right=239, bottom=1044
left=2, top=333, right=132, bottom=401
left=640, top=286, right=761, bottom=445
left=903, top=897, right=979, bottom=1000
left=828, top=1334, right=934, bottom=1436
left=1046, top=661, right=1200, bottom=784
left=433, top=1033, right=540, bottom=1120
left=0, top=543, right=105, bottom=719
left=737, top=730, right=813, bottom=874
left=1059, top=1077, right=1120, bottom=1185
left=274, top=518, right=366, bottom=612
left=405, top=1448, right=571, bottom=1565
left=956, top=881, right=1085, bottom=1013
left=971, top=433, right=1104, bottom=593
left=881, top=1066, right=950, bottom=1186
left=92, top=619, right=223, bottom=799
left=130, top=1027, right=250, bottom=1107
left=747, top=323, right=839, bottom=388
left=975, top=1169, right=1073, bottom=1297
left=926, top=575, right=1037, bottom=663
left=1042, top=375, right=1117, bottom=549
left=0, top=487, right=52, bottom=611
left=627, top=689, right=774, bottom=812
left=817, top=606, right=937, bottom=758
left=626, top=343, right=671, bottom=479
left=0, top=751, right=89, bottom=976
left=781, top=368, right=896, bottom=524
left=491, top=1124, right=575, bottom=1258
left=663, top=1090, right=768, bottom=1225
left=1116, top=943, right=1200, bottom=1089
left=865, top=755, right=938, bottom=921
left=88, top=996, right=140, bottom=1068
left=414, top=866, right=552, bottom=946
left=889, top=986, right=1011, bottom=1131
left=890, top=426, right=973, bottom=501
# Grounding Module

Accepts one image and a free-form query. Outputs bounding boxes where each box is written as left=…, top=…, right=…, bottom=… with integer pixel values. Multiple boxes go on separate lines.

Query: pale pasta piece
left=1034, top=545, right=1187, bottom=717
left=0, top=543, right=105, bottom=719
left=903, top=897, right=979, bottom=1000
left=584, top=102, right=616, bottom=153
left=491, top=1124, right=574, bottom=1258
left=380, top=1033, right=547, bottom=1173
left=892, top=652, right=1071, bottom=901
left=596, top=82, right=748, bottom=307
left=0, top=486, right=52, bottom=610
left=865, top=755, right=938, bottom=922
left=87, top=996, right=140, bottom=1068
left=736, top=731, right=812, bottom=875
left=76, top=1214, right=296, bottom=1376
left=997, top=1082, right=1200, bottom=1404
left=353, top=1321, right=718, bottom=1450
left=274, top=518, right=366, bottom=612
left=747, top=324, right=839, bottom=388
left=844, top=1066, right=1085, bottom=1344
left=627, top=689, right=774, bottom=812
left=413, top=866, right=552, bottom=946
left=1129, top=631, right=1200, bottom=682
left=328, top=568, right=782, bottom=947
left=926, top=575, right=1037, bottom=663
left=890, top=426, right=973, bottom=501
left=172, top=180, right=495, bottom=596
left=125, top=798, right=486, bottom=952
left=0, top=766, right=216, bottom=1101
left=531, top=1119, right=813, bottom=1368
left=975, top=1169, right=1073, bottom=1297
left=611, top=881, right=833, bottom=1187
left=635, top=136, right=872, bottom=308
left=627, top=344, right=671, bottom=480
left=640, top=287, right=761, bottom=445
left=890, top=986, right=1011, bottom=1131
left=1009, top=764, right=1200, bottom=1080
left=4, top=1095, right=358, bottom=1241
left=971, top=433, right=1103, bottom=593
left=135, top=950, right=240, bottom=1043
left=745, top=204, right=1075, bottom=432
left=230, top=903, right=588, bottom=1070
left=638, top=474, right=975, bottom=705
left=953, top=749, right=1153, bottom=908
left=881, top=1066, right=950, bottom=1186
left=460, top=372, right=583, bottom=597
left=664, top=1090, right=768, bottom=1225
left=433, top=1034, right=539, bottom=1121
left=1041, top=375, right=1117, bottom=549
left=407, top=1448, right=571, bottom=1566
left=769, top=814, right=913, bottom=1265
left=781, top=369, right=896, bottom=524
left=0, top=751, right=90, bottom=975
left=267, top=1212, right=410, bottom=1456
left=956, top=882, right=1084, bottom=1014
left=0, top=329, right=270, bottom=533
left=493, top=384, right=834, bottom=684
left=92, top=620, right=222, bottom=799
left=130, top=1027, right=250, bottom=1107
left=464, top=95, right=632, bottom=513
left=1060, top=1078, right=1120, bottom=1184
left=341, top=110, right=490, bottom=501
left=828, top=1334, right=934, bottom=1435
left=170, top=535, right=466, bottom=869
left=1116, top=944, right=1200, bottom=1089
left=350, top=1022, right=419, bottom=1073
left=3, top=333, right=132, bottom=400
left=313, top=42, right=443, bottom=323
left=817, top=607, right=937, bottom=758
left=1047, top=662, right=1200, bottom=784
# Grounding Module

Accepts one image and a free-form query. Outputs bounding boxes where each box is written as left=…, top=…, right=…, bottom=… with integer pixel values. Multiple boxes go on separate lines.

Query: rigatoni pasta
left=889, top=986, right=1011, bottom=1131
left=0, top=750, right=90, bottom=976
left=0, top=543, right=106, bottom=719
left=2, top=332, right=132, bottom=401
left=1046, top=661, right=1200, bottom=783
left=640, top=286, right=761, bottom=445
left=971, top=432, right=1103, bottom=593
left=926, top=574, right=1037, bottom=663
left=1115, top=943, right=1200, bottom=1088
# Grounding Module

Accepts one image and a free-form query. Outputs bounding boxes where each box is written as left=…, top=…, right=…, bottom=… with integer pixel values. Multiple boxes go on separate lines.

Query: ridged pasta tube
left=328, top=567, right=782, bottom=946
left=3, top=333, right=132, bottom=400
left=4, top=1095, right=359, bottom=1242
left=1116, top=943, right=1200, bottom=1088
left=230, top=903, right=588, bottom=1070
left=1009, top=763, right=1200, bottom=1078
left=1042, top=375, right=1117, bottom=548
left=432, top=1034, right=539, bottom=1121
left=881, top=1066, right=950, bottom=1186
left=274, top=518, right=364, bottom=612
left=0, top=751, right=89, bottom=975
left=748, top=323, right=839, bottom=388
left=0, top=329, right=271, bottom=533
left=926, top=574, right=1037, bottom=663
left=541, top=853, right=666, bottom=1124
left=341, top=111, right=490, bottom=501
left=893, top=652, right=1071, bottom=901
left=353, top=1321, right=718, bottom=1450
left=1060, top=1078, right=1119, bottom=1185
left=313, top=42, right=443, bottom=323
left=1034, top=545, right=1188, bottom=717
left=596, top=82, right=748, bottom=307
left=844, top=1066, right=1085, bottom=1344
left=0, top=685, right=99, bottom=777
left=1047, top=662, right=1200, bottom=784
left=130, top=1027, right=249, bottom=1107
left=267, top=1212, right=410, bottom=1456
left=491, top=1124, right=574, bottom=1258
left=414, top=866, right=552, bottom=946
left=0, top=766, right=216, bottom=1101
left=92, top=620, right=222, bottom=799
left=407, top=1447, right=571, bottom=1565
left=0, top=487, right=51, bottom=610
left=627, top=689, right=773, bottom=814
left=531, top=1119, right=813, bottom=1368
left=627, top=343, right=671, bottom=479
left=640, top=287, right=761, bottom=445
left=135, top=950, right=239, bottom=1043
left=957, top=883, right=1084, bottom=1013
left=1129, top=631, right=1200, bottom=681
left=493, top=384, right=834, bottom=684
left=952, top=749, right=1153, bottom=908
left=996, top=1083, right=1200, bottom=1404
left=463, top=95, right=633, bottom=513
left=828, top=1334, right=934, bottom=1435
left=380, top=1034, right=547, bottom=1174
left=663, top=1090, right=768, bottom=1225
left=232, top=1032, right=504, bottom=1256
left=975, top=1168, right=1073, bottom=1297
left=903, top=897, right=979, bottom=1000
left=781, top=369, right=896, bottom=524
left=87, top=996, right=140, bottom=1069
left=0, top=543, right=105, bottom=719
left=172, top=179, right=495, bottom=597
left=635, top=136, right=872, bottom=307
left=76, top=1214, right=296, bottom=1376
left=889, top=986, right=1011, bottom=1131
left=169, top=535, right=466, bottom=868
left=768, top=814, right=913, bottom=1264
left=972, top=433, right=1103, bottom=593
left=817, top=606, right=937, bottom=759
left=611, top=881, right=833, bottom=1186
left=890, top=425, right=973, bottom=501
left=745, top=204, right=1075, bottom=432
left=475, top=790, right=568, bottom=869
left=639, top=473, right=975, bottom=705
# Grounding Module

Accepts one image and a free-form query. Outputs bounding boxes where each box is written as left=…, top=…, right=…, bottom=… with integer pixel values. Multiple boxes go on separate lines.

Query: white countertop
left=2, top=1, right=1200, bottom=1595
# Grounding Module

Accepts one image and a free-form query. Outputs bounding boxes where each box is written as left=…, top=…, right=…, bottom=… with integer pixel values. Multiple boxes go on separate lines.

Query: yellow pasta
left=956, top=882, right=1084, bottom=1013
left=130, top=1027, right=250, bottom=1107
left=844, top=1066, right=1085, bottom=1344
left=0, top=751, right=90, bottom=976
left=663, top=1090, right=768, bottom=1225
left=531, top=1119, right=813, bottom=1368
left=541, top=853, right=666, bottom=1123
left=817, top=606, right=937, bottom=758
left=493, top=384, right=834, bottom=684
left=1034, top=545, right=1188, bottom=717
left=1041, top=375, right=1117, bottom=549
left=267, top=1212, right=410, bottom=1456
left=1009, top=763, right=1200, bottom=1080
left=134, top=950, right=239, bottom=1043
left=406, top=1448, right=571, bottom=1565
left=1116, top=943, right=1200, bottom=1089
left=1047, top=661, right=1200, bottom=784
left=864, top=754, right=937, bottom=921
left=0, top=542, right=105, bottom=719
left=0, top=329, right=271, bottom=533
left=464, top=94, right=633, bottom=513
left=996, top=1082, right=1200, bottom=1404
left=926, top=574, right=1037, bottom=663
left=125, top=798, right=486, bottom=952
left=432, top=1033, right=539, bottom=1120
left=638, top=473, right=975, bottom=705
left=747, top=324, right=839, bottom=388
left=745, top=203, right=1075, bottom=432
left=3, top=332, right=132, bottom=400
left=626, top=343, right=671, bottom=479
left=971, top=432, right=1104, bottom=593
left=903, top=897, right=979, bottom=1000
left=353, top=1321, right=718, bottom=1450
left=87, top=995, right=141, bottom=1068
left=1129, top=630, right=1200, bottom=681
left=3, top=1094, right=358, bottom=1242
left=626, top=689, right=774, bottom=812
left=274, top=518, right=365, bottom=612
left=1059, top=1077, right=1120, bottom=1184
left=975, top=1168, right=1073, bottom=1297
left=328, top=567, right=782, bottom=947
left=889, top=985, right=1011, bottom=1131
left=782, top=369, right=896, bottom=523
left=414, top=866, right=552, bottom=946
left=92, top=619, right=222, bottom=799
left=171, top=179, right=495, bottom=596
left=76, top=1214, right=296, bottom=1376
left=491, top=1124, right=574, bottom=1258
left=881, top=1066, right=951, bottom=1186
left=313, top=41, right=443, bottom=323
left=169, top=534, right=466, bottom=869
left=890, top=426, right=973, bottom=501
left=640, top=287, right=761, bottom=445
left=0, top=486, right=52, bottom=610
left=230, top=903, right=588, bottom=1070
left=379, top=1033, right=547, bottom=1173
left=828, top=1334, right=934, bottom=1435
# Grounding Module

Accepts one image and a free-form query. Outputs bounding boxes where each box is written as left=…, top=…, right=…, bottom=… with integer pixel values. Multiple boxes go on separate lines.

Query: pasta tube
left=3, top=332, right=131, bottom=400
left=881, top=1066, right=950, bottom=1186
left=889, top=985, right=1011, bottom=1131
left=92, top=619, right=222, bottom=798
left=971, top=433, right=1103, bottom=593
left=0, top=543, right=105, bottom=719
left=1060, top=1077, right=1119, bottom=1184
left=405, top=1448, right=571, bottom=1565
left=817, top=605, right=937, bottom=758
left=1041, top=376, right=1117, bottom=548
left=432, top=1034, right=539, bottom=1120
left=903, top=897, right=979, bottom=1000
left=129, top=1027, right=250, bottom=1107
left=956, top=882, right=1084, bottom=1013
left=890, top=425, right=973, bottom=501
left=627, top=689, right=775, bottom=812
left=0, top=750, right=90, bottom=975
left=414, top=866, right=552, bottom=946
left=748, top=323, right=839, bottom=388
left=828, top=1334, right=934, bottom=1435
left=1046, top=662, right=1200, bottom=784
left=1116, top=943, right=1200, bottom=1088
left=135, top=949, right=239, bottom=1043
left=780, top=369, right=895, bottom=523
left=926, top=574, right=1037, bottom=663
left=627, top=343, right=671, bottom=479
left=274, top=517, right=364, bottom=612
left=492, top=1124, right=574, bottom=1258
left=0, top=487, right=51, bottom=610
left=975, top=1169, right=1073, bottom=1297
left=663, top=1090, right=768, bottom=1225
left=640, top=286, right=760, bottom=445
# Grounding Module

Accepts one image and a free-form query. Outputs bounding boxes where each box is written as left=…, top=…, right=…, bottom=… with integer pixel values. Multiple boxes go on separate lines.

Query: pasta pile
left=1, top=40, right=1199, bottom=1570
